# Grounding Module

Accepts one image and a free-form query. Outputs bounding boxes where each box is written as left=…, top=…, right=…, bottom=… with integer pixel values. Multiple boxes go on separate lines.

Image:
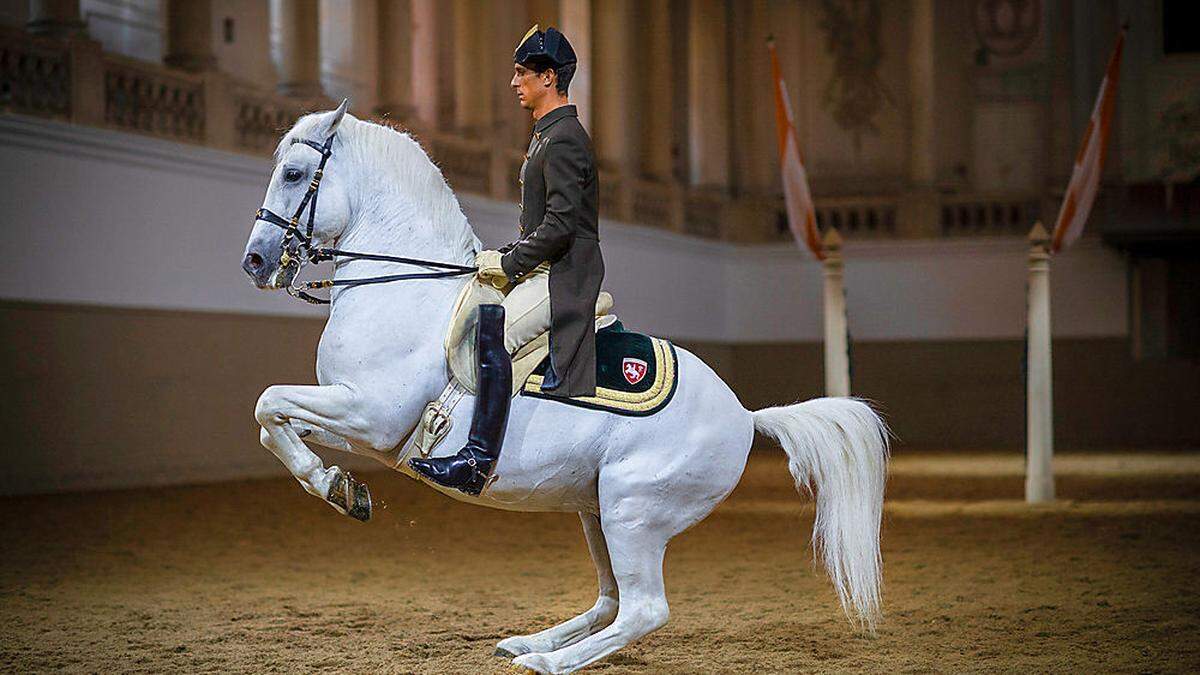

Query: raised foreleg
left=286, top=419, right=352, bottom=452
left=255, top=383, right=400, bottom=521
left=496, top=512, right=619, bottom=658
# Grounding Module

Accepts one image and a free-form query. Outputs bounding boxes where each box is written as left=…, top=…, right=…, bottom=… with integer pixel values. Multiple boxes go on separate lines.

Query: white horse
left=241, top=103, right=889, bottom=674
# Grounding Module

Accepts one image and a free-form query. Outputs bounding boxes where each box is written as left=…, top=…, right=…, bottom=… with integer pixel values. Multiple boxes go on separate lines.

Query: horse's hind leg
left=495, top=512, right=619, bottom=658
left=512, top=497, right=672, bottom=674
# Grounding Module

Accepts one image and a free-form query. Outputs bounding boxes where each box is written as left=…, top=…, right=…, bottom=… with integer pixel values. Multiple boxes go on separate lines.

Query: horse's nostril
left=244, top=252, right=263, bottom=271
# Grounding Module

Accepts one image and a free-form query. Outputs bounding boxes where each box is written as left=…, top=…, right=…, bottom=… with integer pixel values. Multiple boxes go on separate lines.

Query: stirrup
left=460, top=455, right=495, bottom=496
left=408, top=452, right=497, bottom=496
left=325, top=467, right=372, bottom=521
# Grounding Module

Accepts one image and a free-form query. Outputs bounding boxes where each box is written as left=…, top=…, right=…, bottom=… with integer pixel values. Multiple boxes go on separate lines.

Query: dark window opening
left=1163, top=1, right=1200, bottom=54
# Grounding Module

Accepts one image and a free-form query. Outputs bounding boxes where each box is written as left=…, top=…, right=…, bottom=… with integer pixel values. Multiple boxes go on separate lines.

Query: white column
left=639, top=0, right=673, bottom=181
left=821, top=228, right=851, bottom=397
left=729, top=0, right=773, bottom=193
left=164, top=0, right=216, bottom=72
left=558, top=0, right=591, bottom=131
left=270, top=0, right=323, bottom=98
left=26, top=0, right=86, bottom=38
left=410, top=0, right=439, bottom=128
left=319, top=0, right=379, bottom=112
left=898, top=0, right=938, bottom=238
left=687, top=0, right=729, bottom=188
left=452, top=0, right=491, bottom=135
left=592, top=0, right=635, bottom=171
left=1026, top=222, right=1055, bottom=503
left=489, top=1, right=527, bottom=147
left=909, top=0, right=936, bottom=187
left=376, top=0, right=414, bottom=120
left=487, top=1, right=528, bottom=198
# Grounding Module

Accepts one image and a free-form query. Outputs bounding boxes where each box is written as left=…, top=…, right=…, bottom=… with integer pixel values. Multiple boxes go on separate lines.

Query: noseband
left=254, top=133, right=475, bottom=305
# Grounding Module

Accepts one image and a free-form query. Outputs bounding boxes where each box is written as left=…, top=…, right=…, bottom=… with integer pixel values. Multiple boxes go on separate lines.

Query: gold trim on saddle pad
left=522, top=337, right=676, bottom=415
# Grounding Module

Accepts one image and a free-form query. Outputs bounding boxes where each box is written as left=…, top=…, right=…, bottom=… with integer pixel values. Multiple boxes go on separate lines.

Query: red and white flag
left=769, top=39, right=823, bottom=261
left=1051, top=27, right=1126, bottom=253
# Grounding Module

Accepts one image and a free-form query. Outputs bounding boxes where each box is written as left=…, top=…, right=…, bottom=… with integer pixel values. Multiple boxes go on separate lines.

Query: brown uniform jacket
left=499, top=105, right=603, bottom=397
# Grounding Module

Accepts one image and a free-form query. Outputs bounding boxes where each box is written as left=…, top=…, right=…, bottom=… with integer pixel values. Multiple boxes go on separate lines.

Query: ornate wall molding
left=817, top=0, right=892, bottom=149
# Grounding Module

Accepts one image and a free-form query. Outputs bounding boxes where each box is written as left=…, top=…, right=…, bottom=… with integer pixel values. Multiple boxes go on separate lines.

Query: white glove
left=475, top=250, right=510, bottom=290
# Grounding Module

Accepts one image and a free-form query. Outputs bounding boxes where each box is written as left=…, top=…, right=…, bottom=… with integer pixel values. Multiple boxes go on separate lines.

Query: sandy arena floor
left=1, top=451, right=1198, bottom=673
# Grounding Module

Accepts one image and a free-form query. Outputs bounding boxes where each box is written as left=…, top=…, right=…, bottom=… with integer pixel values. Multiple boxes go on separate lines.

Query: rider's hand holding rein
left=475, top=250, right=510, bottom=290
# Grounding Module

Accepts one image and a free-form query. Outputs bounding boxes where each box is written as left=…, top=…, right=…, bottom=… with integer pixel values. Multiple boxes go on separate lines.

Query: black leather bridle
left=254, top=133, right=475, bottom=305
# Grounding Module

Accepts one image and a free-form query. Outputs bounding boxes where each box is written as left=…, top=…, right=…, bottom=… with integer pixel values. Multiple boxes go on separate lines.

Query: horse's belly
left=421, top=347, right=753, bottom=515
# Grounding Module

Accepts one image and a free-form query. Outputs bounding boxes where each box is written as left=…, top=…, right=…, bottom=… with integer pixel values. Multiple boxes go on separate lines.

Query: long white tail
left=752, top=397, right=890, bottom=631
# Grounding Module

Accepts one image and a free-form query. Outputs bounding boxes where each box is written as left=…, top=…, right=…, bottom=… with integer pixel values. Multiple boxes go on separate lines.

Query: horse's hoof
left=512, top=653, right=552, bottom=674
left=326, top=467, right=372, bottom=522
left=495, top=636, right=531, bottom=658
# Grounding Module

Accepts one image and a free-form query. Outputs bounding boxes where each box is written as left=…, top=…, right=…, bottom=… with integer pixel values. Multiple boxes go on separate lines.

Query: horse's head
left=242, top=99, right=354, bottom=290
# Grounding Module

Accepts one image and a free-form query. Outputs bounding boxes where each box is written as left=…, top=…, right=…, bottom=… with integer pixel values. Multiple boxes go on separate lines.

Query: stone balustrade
left=814, top=195, right=900, bottom=239
left=0, top=26, right=324, bottom=154
left=103, top=53, right=204, bottom=143
left=939, top=193, right=1045, bottom=237
left=231, top=82, right=304, bottom=155
left=0, top=28, right=71, bottom=120
left=0, top=25, right=1048, bottom=244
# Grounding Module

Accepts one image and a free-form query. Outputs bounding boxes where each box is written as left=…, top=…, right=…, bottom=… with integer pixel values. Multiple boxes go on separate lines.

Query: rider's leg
left=408, top=304, right=512, bottom=495
left=495, top=512, right=619, bottom=657
left=500, top=266, right=551, bottom=354
left=256, top=383, right=393, bottom=520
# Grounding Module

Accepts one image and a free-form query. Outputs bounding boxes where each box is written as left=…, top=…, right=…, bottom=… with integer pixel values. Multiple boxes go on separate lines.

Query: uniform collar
left=533, top=104, right=577, bottom=134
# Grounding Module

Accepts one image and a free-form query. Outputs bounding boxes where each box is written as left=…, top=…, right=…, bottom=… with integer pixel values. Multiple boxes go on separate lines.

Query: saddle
left=444, top=278, right=616, bottom=396
left=396, top=280, right=677, bottom=468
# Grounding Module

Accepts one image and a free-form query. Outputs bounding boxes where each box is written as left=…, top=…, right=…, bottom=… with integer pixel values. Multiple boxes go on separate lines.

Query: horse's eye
left=284, top=168, right=303, bottom=183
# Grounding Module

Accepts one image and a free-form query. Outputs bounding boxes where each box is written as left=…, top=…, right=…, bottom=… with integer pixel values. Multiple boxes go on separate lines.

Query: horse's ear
left=324, top=98, right=350, bottom=138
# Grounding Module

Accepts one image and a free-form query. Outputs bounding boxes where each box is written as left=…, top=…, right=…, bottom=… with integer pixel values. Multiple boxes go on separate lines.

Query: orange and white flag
left=769, top=39, right=823, bottom=261
left=1051, top=27, right=1126, bottom=253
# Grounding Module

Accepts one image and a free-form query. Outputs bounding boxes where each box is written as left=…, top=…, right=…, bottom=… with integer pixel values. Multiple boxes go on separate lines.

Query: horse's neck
left=318, top=198, right=474, bottom=386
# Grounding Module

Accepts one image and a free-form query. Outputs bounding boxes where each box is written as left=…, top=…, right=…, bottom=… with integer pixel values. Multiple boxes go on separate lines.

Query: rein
left=254, top=133, right=476, bottom=305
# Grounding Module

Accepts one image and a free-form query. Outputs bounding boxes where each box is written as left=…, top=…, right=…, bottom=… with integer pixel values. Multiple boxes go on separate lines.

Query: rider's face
left=511, top=63, right=553, bottom=111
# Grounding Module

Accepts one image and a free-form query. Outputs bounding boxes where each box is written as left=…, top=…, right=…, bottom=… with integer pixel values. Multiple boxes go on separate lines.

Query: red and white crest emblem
left=621, top=358, right=648, bottom=385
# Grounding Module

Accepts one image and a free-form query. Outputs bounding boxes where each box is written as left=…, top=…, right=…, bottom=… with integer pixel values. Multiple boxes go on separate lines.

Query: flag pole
left=1026, top=26, right=1124, bottom=501
left=821, top=228, right=850, bottom=397
left=1026, top=222, right=1054, bottom=502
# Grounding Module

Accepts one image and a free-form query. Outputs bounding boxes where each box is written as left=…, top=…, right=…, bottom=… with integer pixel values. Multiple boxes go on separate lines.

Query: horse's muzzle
left=242, top=247, right=277, bottom=289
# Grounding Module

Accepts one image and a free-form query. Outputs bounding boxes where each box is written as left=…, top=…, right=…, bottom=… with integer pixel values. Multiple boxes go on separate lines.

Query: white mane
left=277, top=113, right=480, bottom=264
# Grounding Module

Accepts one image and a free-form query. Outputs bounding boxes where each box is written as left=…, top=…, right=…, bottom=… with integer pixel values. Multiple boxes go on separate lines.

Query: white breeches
left=501, top=265, right=551, bottom=355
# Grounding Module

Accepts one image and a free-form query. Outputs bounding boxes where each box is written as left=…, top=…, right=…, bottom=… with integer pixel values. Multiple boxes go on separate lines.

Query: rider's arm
left=500, top=137, right=587, bottom=281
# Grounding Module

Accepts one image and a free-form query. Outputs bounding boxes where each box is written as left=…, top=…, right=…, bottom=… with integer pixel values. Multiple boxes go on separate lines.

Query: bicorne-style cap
left=513, top=24, right=577, bottom=69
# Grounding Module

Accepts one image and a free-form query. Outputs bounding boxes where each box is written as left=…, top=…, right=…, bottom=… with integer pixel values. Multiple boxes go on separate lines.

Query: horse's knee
left=254, top=386, right=286, bottom=426
left=259, top=426, right=272, bottom=448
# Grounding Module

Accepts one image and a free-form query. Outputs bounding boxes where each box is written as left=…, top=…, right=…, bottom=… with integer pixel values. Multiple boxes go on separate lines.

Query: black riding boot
left=409, top=304, right=512, bottom=496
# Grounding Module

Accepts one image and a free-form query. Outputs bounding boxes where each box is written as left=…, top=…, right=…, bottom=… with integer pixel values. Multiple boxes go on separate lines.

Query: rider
left=409, top=25, right=603, bottom=495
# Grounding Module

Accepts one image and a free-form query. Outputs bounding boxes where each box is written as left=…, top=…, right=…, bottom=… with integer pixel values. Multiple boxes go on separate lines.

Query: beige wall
left=706, top=338, right=1200, bottom=452
left=3, top=301, right=1197, bottom=495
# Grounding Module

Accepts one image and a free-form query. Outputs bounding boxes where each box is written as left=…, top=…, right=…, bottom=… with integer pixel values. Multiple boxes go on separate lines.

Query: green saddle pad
left=521, top=321, right=678, bottom=416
